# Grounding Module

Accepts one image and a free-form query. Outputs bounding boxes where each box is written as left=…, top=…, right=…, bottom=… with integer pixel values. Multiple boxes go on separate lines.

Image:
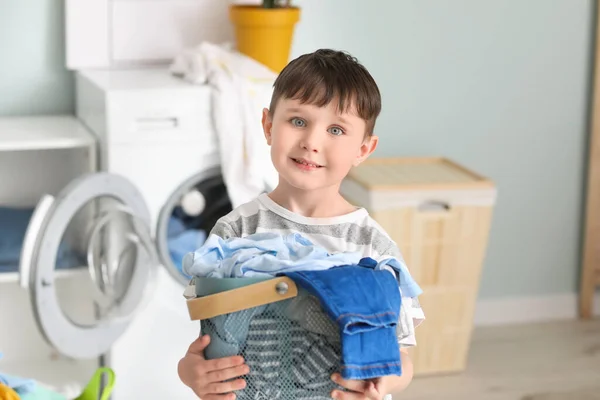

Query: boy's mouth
left=291, top=158, right=324, bottom=168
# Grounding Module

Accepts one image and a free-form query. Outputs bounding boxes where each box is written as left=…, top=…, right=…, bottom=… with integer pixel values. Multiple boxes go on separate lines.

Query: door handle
left=417, top=200, right=451, bottom=213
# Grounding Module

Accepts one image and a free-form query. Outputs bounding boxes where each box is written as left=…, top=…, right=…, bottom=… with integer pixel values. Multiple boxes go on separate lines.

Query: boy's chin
left=280, top=175, right=338, bottom=193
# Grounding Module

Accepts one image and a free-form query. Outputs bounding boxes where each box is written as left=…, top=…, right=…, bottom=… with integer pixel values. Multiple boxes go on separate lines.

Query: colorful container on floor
left=340, top=157, right=497, bottom=375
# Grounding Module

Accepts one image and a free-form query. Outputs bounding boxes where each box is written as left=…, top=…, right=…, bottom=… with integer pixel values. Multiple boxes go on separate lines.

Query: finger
left=363, top=381, right=381, bottom=399
left=201, top=393, right=237, bottom=400
left=206, top=378, right=247, bottom=394
left=187, top=334, right=211, bottom=355
left=204, top=355, right=246, bottom=372
left=331, top=389, right=368, bottom=400
left=331, top=373, right=370, bottom=393
left=205, top=363, right=250, bottom=383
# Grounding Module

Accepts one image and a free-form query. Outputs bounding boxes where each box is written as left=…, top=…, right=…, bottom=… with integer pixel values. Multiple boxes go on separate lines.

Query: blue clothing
left=0, top=207, right=84, bottom=273
left=0, top=352, right=36, bottom=396
left=183, top=233, right=421, bottom=299
left=167, top=214, right=187, bottom=238
left=283, top=258, right=405, bottom=380
left=19, top=386, right=67, bottom=400
left=183, top=232, right=363, bottom=279
left=187, top=233, right=424, bottom=381
left=168, top=229, right=206, bottom=278
left=359, top=256, right=423, bottom=299
left=167, top=215, right=207, bottom=279
left=0, top=372, right=36, bottom=397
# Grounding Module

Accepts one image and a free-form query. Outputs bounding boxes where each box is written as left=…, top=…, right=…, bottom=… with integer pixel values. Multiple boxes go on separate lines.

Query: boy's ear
left=354, top=135, right=378, bottom=166
left=262, top=108, right=273, bottom=145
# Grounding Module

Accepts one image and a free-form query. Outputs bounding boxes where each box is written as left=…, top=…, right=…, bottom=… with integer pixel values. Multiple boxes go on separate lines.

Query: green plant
left=262, top=0, right=291, bottom=8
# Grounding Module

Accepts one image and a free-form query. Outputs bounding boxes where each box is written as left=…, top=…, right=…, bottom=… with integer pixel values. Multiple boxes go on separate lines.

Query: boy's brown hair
left=268, top=49, right=382, bottom=136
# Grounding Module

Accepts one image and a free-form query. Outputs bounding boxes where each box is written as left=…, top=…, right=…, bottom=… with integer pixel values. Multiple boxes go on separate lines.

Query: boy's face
left=262, top=97, right=378, bottom=192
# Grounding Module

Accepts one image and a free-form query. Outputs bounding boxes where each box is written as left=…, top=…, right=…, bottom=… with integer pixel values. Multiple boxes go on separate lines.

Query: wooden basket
left=341, top=157, right=497, bottom=375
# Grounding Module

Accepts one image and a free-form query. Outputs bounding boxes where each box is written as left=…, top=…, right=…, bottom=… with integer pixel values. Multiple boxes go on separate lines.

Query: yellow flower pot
left=229, top=5, right=301, bottom=73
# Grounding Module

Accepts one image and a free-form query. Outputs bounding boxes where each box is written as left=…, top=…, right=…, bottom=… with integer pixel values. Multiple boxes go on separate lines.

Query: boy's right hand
left=178, top=334, right=249, bottom=400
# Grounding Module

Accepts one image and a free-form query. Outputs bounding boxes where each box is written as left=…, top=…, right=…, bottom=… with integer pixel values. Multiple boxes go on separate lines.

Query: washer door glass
left=157, top=166, right=232, bottom=285
left=19, top=173, right=159, bottom=359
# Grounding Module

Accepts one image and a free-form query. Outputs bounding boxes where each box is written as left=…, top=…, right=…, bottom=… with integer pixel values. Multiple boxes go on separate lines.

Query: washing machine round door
left=19, top=172, right=159, bottom=360
left=156, top=166, right=233, bottom=286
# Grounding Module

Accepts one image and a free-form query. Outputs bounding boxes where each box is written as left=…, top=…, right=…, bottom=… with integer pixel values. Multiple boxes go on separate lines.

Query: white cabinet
left=0, top=116, right=96, bottom=282
left=0, top=116, right=99, bottom=389
left=0, top=116, right=157, bottom=394
left=65, top=0, right=234, bottom=69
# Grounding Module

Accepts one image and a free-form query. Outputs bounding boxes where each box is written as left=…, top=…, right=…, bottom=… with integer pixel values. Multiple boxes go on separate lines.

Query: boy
left=178, top=48, right=424, bottom=400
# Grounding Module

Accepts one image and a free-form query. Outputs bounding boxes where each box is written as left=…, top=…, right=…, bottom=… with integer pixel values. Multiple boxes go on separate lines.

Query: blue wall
left=0, top=0, right=595, bottom=300
left=290, top=0, right=594, bottom=299
left=0, top=0, right=74, bottom=115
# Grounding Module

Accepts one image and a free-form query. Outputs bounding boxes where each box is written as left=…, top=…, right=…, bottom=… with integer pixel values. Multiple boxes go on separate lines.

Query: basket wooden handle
left=186, top=277, right=298, bottom=321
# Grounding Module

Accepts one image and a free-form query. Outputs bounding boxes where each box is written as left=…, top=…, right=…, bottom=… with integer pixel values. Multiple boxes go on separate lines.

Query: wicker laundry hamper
left=186, top=276, right=354, bottom=400
left=340, top=157, right=497, bottom=375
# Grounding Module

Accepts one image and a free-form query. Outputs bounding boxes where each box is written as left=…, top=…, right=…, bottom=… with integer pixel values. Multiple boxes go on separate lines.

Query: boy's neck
left=268, top=182, right=356, bottom=219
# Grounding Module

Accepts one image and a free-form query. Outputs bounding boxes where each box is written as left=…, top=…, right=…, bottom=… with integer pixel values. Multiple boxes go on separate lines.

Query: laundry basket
left=340, top=157, right=497, bottom=375
left=186, top=276, right=348, bottom=400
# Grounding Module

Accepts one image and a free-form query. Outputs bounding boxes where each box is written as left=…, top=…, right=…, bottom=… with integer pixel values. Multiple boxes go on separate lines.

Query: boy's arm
left=178, top=335, right=248, bottom=399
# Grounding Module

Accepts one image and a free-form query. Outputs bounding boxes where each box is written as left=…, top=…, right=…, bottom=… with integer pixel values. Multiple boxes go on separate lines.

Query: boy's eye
left=290, top=117, right=306, bottom=127
left=328, top=126, right=344, bottom=136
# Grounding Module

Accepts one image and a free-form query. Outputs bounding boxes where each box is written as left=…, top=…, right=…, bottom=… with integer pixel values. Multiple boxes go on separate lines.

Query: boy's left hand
left=330, top=373, right=388, bottom=400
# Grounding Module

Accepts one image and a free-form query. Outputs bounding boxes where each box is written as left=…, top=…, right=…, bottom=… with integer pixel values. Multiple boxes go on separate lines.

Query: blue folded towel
left=0, top=207, right=84, bottom=273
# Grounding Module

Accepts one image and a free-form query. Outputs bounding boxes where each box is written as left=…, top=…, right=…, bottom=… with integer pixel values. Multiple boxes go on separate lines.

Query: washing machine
left=81, top=66, right=239, bottom=399
left=11, top=67, right=237, bottom=399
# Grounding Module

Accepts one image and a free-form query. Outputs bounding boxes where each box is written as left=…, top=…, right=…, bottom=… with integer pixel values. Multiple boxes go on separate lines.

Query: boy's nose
left=300, top=129, right=321, bottom=153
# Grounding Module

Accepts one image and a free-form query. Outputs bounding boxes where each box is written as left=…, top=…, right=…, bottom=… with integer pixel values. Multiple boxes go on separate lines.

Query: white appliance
left=65, top=0, right=235, bottom=69
left=0, top=1, right=265, bottom=399
left=74, top=66, right=227, bottom=399
left=0, top=117, right=103, bottom=390
left=69, top=2, right=246, bottom=398
left=0, top=71, right=231, bottom=399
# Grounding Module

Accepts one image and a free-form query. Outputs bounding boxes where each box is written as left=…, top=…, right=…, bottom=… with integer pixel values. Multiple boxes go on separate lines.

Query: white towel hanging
left=171, top=42, right=279, bottom=208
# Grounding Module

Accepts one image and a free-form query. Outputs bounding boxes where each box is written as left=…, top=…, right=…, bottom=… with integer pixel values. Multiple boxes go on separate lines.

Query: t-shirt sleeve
left=209, top=218, right=239, bottom=239
left=379, top=242, right=425, bottom=348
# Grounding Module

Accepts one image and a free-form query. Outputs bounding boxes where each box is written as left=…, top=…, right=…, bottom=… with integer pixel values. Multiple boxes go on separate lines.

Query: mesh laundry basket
left=186, top=276, right=347, bottom=400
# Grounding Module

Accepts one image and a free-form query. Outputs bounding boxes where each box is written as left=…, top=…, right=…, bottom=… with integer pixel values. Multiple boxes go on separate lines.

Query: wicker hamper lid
left=346, top=157, right=494, bottom=191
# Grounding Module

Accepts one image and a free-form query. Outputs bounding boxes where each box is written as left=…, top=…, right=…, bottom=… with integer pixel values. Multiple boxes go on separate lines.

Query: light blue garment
left=0, top=207, right=84, bottom=273
left=375, top=257, right=423, bottom=299
left=19, top=386, right=67, bottom=400
left=183, top=232, right=421, bottom=298
left=168, top=229, right=207, bottom=279
left=0, top=352, right=36, bottom=396
left=182, top=232, right=363, bottom=278
left=167, top=215, right=187, bottom=238
left=0, top=372, right=37, bottom=396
